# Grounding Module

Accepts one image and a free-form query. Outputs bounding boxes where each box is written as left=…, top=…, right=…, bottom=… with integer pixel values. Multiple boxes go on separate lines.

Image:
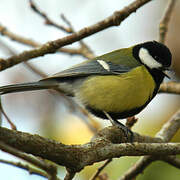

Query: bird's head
left=133, top=41, right=172, bottom=77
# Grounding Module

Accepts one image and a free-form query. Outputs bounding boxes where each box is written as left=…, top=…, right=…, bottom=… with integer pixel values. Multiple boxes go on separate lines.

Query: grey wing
left=43, top=60, right=132, bottom=80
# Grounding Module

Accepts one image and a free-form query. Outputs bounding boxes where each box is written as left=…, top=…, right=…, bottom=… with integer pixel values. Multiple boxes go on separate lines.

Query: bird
left=0, top=41, right=172, bottom=141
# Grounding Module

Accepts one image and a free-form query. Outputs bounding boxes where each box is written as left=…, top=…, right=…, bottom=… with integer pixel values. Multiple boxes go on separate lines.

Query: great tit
left=0, top=41, right=172, bottom=140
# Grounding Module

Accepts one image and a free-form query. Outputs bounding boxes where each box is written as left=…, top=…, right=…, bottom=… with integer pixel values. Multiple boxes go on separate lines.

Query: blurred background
left=0, top=0, right=180, bottom=179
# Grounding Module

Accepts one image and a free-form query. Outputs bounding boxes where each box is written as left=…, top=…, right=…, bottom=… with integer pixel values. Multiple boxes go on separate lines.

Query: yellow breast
left=77, top=66, right=156, bottom=113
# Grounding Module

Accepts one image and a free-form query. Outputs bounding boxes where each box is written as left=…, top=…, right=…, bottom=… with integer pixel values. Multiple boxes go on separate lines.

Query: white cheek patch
left=139, top=48, right=162, bottom=69
left=97, top=60, right=110, bottom=71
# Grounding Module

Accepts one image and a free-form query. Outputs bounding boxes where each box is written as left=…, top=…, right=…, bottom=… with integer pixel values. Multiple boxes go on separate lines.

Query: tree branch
left=0, top=125, right=180, bottom=173
left=0, top=159, right=48, bottom=178
left=162, top=156, right=180, bottom=169
left=159, top=0, right=177, bottom=43
left=119, top=109, right=180, bottom=179
left=0, top=141, right=58, bottom=179
left=29, top=0, right=73, bottom=33
left=90, top=159, right=112, bottom=180
left=0, top=24, right=91, bottom=58
left=156, top=109, right=180, bottom=142
left=159, top=82, right=180, bottom=95
left=119, top=156, right=156, bottom=180
left=0, top=0, right=152, bottom=71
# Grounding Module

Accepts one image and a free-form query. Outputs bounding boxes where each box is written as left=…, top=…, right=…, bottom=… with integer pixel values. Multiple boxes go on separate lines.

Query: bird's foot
left=110, top=119, right=134, bottom=142
left=103, top=111, right=134, bottom=142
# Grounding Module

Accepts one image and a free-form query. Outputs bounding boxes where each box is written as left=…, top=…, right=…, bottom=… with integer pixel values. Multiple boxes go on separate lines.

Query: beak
left=162, top=67, right=172, bottom=79
left=163, top=71, right=171, bottom=79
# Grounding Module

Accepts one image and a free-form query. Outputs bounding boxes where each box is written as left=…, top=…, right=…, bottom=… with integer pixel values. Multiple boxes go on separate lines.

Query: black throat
left=146, top=67, right=165, bottom=93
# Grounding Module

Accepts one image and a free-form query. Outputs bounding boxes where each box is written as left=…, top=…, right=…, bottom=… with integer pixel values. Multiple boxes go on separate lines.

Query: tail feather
left=0, top=80, right=59, bottom=95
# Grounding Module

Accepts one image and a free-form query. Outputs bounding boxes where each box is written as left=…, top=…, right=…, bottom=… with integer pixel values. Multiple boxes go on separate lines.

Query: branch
left=162, top=156, right=180, bottom=169
left=0, top=24, right=91, bottom=58
left=156, top=109, right=180, bottom=142
left=0, top=99, right=17, bottom=130
left=119, top=156, right=156, bottom=180
left=0, top=0, right=152, bottom=71
left=159, top=82, right=180, bottom=95
left=90, top=159, right=112, bottom=180
left=119, top=155, right=180, bottom=180
left=1, top=126, right=180, bottom=173
left=0, top=141, right=58, bottom=179
left=29, top=0, right=73, bottom=33
left=159, top=0, right=177, bottom=43
left=119, top=109, right=180, bottom=179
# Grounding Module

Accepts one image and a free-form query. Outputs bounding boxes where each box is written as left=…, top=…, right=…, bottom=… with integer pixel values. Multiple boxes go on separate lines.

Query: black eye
left=154, top=56, right=158, bottom=60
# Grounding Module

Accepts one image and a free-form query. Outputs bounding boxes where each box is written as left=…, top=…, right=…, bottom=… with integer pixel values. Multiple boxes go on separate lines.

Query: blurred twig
left=162, top=156, right=180, bottom=169
left=159, top=81, right=180, bottom=95
left=0, top=159, right=48, bottom=178
left=159, top=0, right=177, bottom=43
left=0, top=141, right=59, bottom=180
left=90, top=159, right=112, bottom=180
left=120, top=156, right=156, bottom=180
left=156, top=109, right=180, bottom=141
left=0, top=101, right=17, bottom=130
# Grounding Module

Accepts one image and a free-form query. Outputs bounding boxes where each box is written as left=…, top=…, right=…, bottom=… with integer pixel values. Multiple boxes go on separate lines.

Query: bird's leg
left=110, top=118, right=134, bottom=142
left=103, top=111, right=134, bottom=142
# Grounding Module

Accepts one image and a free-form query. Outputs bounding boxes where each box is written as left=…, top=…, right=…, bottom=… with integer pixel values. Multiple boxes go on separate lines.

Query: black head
left=133, top=41, right=172, bottom=70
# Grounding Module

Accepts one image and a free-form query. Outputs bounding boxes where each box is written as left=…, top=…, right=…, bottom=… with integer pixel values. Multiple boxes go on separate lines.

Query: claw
left=113, top=120, right=134, bottom=142
left=103, top=111, right=134, bottom=142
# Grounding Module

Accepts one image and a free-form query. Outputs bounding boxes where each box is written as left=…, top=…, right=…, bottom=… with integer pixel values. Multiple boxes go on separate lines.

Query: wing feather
left=43, top=60, right=134, bottom=81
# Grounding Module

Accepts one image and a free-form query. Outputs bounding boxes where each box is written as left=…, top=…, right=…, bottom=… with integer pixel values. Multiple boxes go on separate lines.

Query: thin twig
left=159, top=0, right=177, bottom=43
left=90, top=159, right=112, bottom=180
left=29, top=0, right=73, bottom=33
left=0, top=95, right=16, bottom=130
left=0, top=159, right=48, bottom=178
left=0, top=103, right=17, bottom=130
left=0, top=141, right=58, bottom=179
left=60, top=14, right=94, bottom=59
